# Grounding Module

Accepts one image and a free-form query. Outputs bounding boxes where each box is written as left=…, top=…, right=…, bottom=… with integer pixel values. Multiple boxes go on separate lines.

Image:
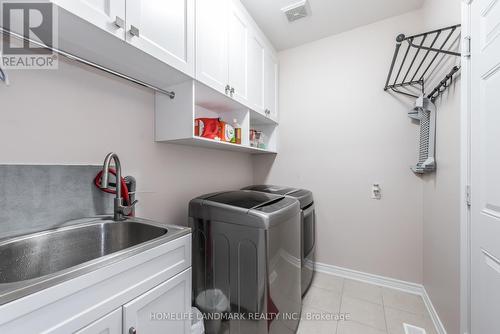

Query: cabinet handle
left=265, top=109, right=270, bottom=116
left=129, top=25, right=140, bottom=37
left=114, top=16, right=125, bottom=29
left=230, top=87, right=235, bottom=97
left=225, top=84, right=231, bottom=95
left=129, top=327, right=137, bottom=334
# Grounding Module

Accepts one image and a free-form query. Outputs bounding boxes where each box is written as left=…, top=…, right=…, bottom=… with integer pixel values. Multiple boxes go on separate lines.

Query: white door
left=123, top=269, right=192, bottom=334
left=471, top=0, right=500, bottom=333
left=196, top=0, right=229, bottom=94
left=125, top=0, right=195, bottom=76
left=75, top=308, right=122, bottom=334
left=227, top=2, right=249, bottom=105
left=52, top=0, right=125, bottom=39
left=248, top=33, right=265, bottom=113
left=264, top=50, right=279, bottom=121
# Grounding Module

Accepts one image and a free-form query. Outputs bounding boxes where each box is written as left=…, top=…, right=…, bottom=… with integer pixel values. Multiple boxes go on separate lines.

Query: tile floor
left=298, top=272, right=437, bottom=334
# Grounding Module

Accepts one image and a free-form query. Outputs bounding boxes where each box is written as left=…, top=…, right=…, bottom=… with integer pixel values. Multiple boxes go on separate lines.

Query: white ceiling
left=240, top=0, right=424, bottom=51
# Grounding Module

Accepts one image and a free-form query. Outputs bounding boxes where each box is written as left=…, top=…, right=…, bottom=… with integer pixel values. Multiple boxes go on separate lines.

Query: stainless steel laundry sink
left=0, top=217, right=190, bottom=305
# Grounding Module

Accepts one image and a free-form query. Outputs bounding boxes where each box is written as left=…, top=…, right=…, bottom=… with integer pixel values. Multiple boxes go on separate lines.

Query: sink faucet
left=100, top=152, right=138, bottom=221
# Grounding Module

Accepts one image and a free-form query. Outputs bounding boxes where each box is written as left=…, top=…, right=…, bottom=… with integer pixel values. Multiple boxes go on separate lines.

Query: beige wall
left=421, top=0, right=462, bottom=333
left=0, top=4, right=461, bottom=332
left=0, top=59, right=254, bottom=226
left=253, top=10, right=426, bottom=283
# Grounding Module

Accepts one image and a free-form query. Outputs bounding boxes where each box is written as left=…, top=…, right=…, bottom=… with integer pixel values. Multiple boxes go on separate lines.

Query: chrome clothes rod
left=0, top=27, right=175, bottom=99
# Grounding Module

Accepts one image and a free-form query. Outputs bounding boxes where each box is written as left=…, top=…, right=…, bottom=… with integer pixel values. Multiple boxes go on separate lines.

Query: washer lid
left=287, top=189, right=314, bottom=208
left=206, top=190, right=284, bottom=209
left=242, top=185, right=297, bottom=196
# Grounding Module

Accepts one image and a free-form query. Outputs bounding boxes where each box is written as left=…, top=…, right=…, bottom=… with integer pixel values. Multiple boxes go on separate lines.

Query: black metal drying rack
left=384, top=24, right=461, bottom=101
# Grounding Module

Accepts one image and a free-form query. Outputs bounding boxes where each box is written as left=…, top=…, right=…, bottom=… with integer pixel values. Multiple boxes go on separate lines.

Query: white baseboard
left=314, top=261, right=447, bottom=334
left=421, top=287, right=447, bottom=334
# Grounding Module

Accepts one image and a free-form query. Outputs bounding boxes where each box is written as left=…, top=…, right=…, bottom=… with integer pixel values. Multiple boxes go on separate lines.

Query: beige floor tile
left=340, top=296, right=386, bottom=331
left=381, top=288, right=427, bottom=315
left=301, top=304, right=343, bottom=322
left=337, top=320, right=387, bottom=334
left=343, top=279, right=383, bottom=305
left=311, top=272, right=345, bottom=292
left=297, top=318, right=338, bottom=334
left=384, top=306, right=437, bottom=334
left=304, top=286, right=342, bottom=312
left=301, top=304, right=331, bottom=318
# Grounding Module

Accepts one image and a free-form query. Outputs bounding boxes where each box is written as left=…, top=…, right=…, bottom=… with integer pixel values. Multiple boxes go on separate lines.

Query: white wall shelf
left=168, top=137, right=277, bottom=154
left=155, top=80, right=278, bottom=154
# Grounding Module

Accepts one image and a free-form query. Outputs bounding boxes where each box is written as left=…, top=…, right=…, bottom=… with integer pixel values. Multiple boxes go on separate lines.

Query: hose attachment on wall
left=94, top=168, right=134, bottom=216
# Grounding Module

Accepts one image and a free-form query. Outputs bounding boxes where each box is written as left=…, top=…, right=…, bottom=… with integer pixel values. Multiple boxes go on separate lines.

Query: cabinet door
left=264, top=50, right=279, bottom=121
left=248, top=33, right=265, bottom=113
left=125, top=0, right=195, bottom=76
left=196, top=0, right=229, bottom=94
left=123, top=269, right=192, bottom=334
left=52, top=0, right=125, bottom=39
left=75, top=308, right=122, bottom=334
left=227, top=2, right=249, bottom=105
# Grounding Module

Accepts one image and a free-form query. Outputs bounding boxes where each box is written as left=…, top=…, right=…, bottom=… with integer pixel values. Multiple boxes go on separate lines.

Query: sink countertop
left=0, top=217, right=191, bottom=305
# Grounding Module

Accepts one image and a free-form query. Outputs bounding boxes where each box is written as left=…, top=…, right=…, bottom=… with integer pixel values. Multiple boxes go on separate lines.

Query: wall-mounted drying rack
left=384, top=24, right=461, bottom=175
left=384, top=24, right=461, bottom=102
left=0, top=27, right=175, bottom=98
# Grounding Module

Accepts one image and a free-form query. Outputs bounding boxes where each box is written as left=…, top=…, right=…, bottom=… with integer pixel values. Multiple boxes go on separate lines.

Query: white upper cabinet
left=264, top=50, right=279, bottom=121
left=53, top=0, right=126, bottom=39
left=227, top=2, right=250, bottom=105
left=248, top=33, right=265, bottom=113
left=53, top=0, right=278, bottom=122
left=196, top=0, right=229, bottom=94
left=125, top=0, right=195, bottom=76
left=195, top=0, right=278, bottom=119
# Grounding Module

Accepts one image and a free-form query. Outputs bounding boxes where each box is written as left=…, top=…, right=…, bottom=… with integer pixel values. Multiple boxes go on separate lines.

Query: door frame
left=460, top=1, right=471, bottom=334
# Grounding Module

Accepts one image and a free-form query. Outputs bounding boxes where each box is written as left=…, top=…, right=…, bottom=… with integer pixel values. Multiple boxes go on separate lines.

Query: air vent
left=403, top=323, right=427, bottom=334
left=281, top=1, right=310, bottom=22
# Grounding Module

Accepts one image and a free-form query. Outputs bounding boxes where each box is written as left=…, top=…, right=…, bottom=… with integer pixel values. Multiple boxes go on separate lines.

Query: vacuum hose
left=94, top=168, right=132, bottom=216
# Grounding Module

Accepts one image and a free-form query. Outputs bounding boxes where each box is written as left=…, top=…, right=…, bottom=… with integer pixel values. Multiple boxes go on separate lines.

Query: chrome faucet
left=100, top=152, right=138, bottom=221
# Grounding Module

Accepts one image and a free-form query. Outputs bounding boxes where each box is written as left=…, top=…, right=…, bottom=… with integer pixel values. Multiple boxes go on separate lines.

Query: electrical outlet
left=372, top=184, right=382, bottom=200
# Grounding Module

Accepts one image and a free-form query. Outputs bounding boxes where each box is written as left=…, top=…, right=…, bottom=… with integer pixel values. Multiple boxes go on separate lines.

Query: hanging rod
left=384, top=24, right=461, bottom=102
left=0, top=27, right=175, bottom=99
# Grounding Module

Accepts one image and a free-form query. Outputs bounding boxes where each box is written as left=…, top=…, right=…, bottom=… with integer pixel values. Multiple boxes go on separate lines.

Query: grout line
left=382, top=288, right=390, bottom=334
left=336, top=277, right=345, bottom=334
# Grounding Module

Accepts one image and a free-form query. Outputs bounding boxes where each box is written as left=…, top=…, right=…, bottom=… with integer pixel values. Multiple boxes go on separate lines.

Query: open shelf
left=168, top=136, right=277, bottom=154
left=250, top=108, right=279, bottom=126
left=155, top=80, right=278, bottom=154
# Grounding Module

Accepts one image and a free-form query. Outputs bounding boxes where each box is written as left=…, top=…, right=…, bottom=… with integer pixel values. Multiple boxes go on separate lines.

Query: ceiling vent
left=281, top=0, right=310, bottom=22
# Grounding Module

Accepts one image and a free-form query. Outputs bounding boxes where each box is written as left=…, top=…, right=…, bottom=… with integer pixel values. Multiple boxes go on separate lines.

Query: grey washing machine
left=242, top=185, right=315, bottom=296
left=189, top=190, right=301, bottom=334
